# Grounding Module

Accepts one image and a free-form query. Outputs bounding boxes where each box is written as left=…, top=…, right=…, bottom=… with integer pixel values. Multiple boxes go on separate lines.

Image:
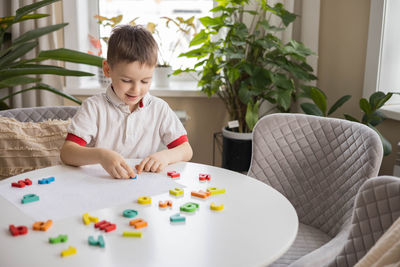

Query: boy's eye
left=141, top=80, right=149, bottom=84
left=121, top=79, right=131, bottom=83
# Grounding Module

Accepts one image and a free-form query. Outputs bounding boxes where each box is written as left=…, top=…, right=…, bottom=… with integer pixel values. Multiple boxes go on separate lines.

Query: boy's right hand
left=99, top=149, right=135, bottom=179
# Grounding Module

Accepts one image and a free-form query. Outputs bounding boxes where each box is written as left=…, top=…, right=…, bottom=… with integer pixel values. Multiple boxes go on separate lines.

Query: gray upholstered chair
left=327, top=176, right=400, bottom=266
left=247, top=113, right=384, bottom=266
left=0, top=106, right=78, bottom=122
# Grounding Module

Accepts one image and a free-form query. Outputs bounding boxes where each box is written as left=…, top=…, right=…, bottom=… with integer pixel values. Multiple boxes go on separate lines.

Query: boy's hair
left=107, top=25, right=158, bottom=68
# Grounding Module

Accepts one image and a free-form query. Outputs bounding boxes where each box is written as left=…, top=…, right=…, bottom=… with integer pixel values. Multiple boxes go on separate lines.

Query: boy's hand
left=99, top=149, right=135, bottom=179
left=136, top=151, right=169, bottom=174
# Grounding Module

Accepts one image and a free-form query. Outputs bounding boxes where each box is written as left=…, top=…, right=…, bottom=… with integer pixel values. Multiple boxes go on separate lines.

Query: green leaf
left=189, top=30, right=209, bottom=46
left=0, top=41, right=38, bottom=67
left=276, top=88, right=292, bottom=111
left=179, top=48, right=208, bottom=58
left=38, top=49, right=103, bottom=67
left=199, top=16, right=222, bottom=27
left=369, top=91, right=386, bottom=109
left=265, top=3, right=297, bottom=27
left=0, top=76, right=41, bottom=89
left=301, top=102, right=324, bottom=116
left=0, top=83, right=81, bottom=105
left=13, top=23, right=67, bottom=45
left=245, top=100, right=260, bottom=131
left=0, top=65, right=94, bottom=80
left=327, top=95, right=351, bottom=115
left=368, top=124, right=392, bottom=156
left=0, top=14, right=49, bottom=28
left=15, top=0, right=60, bottom=21
left=310, top=87, right=327, bottom=115
left=364, top=110, right=386, bottom=126
left=344, top=114, right=360, bottom=122
left=227, top=68, right=240, bottom=84
left=0, top=100, right=10, bottom=110
left=359, top=98, right=372, bottom=115
left=376, top=93, right=393, bottom=109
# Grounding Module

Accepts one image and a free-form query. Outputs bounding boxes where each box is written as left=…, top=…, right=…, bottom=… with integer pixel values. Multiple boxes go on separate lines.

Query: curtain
left=10, top=0, right=64, bottom=108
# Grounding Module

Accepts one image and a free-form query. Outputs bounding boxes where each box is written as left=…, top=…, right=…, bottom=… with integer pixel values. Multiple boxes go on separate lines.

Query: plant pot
left=98, top=68, right=111, bottom=88
left=222, top=127, right=252, bottom=173
left=153, top=66, right=172, bottom=88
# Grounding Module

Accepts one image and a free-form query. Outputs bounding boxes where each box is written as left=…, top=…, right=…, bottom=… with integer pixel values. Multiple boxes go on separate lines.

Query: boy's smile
left=103, top=60, right=155, bottom=112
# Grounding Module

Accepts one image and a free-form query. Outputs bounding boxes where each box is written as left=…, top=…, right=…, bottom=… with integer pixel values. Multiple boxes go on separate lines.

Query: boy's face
left=103, top=60, right=155, bottom=112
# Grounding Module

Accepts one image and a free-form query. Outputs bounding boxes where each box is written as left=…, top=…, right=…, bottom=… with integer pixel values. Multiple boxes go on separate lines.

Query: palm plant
left=0, top=0, right=103, bottom=110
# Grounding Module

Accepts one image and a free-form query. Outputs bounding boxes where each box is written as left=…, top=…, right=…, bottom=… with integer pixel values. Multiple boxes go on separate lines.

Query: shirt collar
left=105, top=84, right=151, bottom=113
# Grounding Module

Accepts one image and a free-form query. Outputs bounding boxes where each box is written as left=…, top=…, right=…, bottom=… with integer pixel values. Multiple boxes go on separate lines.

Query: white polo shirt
left=66, top=85, right=188, bottom=158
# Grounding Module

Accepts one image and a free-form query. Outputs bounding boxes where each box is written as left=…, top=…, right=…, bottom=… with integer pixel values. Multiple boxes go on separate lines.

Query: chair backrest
left=248, top=113, right=383, bottom=236
left=0, top=106, right=78, bottom=122
left=328, top=176, right=400, bottom=266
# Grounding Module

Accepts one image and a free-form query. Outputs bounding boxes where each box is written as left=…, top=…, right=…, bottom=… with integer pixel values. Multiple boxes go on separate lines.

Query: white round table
left=0, top=161, right=298, bottom=267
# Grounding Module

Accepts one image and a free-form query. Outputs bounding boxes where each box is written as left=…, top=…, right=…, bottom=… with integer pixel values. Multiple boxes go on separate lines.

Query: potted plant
left=145, top=16, right=198, bottom=88
left=175, top=0, right=317, bottom=171
left=0, top=0, right=103, bottom=110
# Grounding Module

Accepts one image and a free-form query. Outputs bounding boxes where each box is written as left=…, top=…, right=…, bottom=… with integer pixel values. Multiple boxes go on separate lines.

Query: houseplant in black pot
left=175, top=0, right=317, bottom=171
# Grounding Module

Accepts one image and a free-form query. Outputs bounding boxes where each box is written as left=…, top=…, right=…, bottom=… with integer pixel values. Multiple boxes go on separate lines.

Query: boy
left=60, top=25, right=193, bottom=179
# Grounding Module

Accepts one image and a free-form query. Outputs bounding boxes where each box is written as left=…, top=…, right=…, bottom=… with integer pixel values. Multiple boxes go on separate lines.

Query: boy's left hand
left=136, top=151, right=169, bottom=174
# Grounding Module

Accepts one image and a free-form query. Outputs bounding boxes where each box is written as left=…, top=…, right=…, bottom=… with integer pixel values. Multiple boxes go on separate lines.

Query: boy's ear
left=102, top=60, right=111, bottom=78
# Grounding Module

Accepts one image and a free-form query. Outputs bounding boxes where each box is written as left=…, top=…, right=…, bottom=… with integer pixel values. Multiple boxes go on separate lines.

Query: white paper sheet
left=0, top=160, right=183, bottom=221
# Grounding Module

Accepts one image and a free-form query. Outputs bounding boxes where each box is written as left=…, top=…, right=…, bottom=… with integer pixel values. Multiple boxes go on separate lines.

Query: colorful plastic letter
left=170, top=213, right=186, bottom=222
left=82, top=212, right=99, bottom=225
left=38, top=176, right=55, bottom=184
left=210, top=202, right=224, bottom=211
left=9, top=225, right=28, bottom=236
left=129, top=218, right=147, bottom=229
left=122, top=231, right=142, bottom=238
left=169, top=188, right=184, bottom=196
left=191, top=190, right=211, bottom=199
left=123, top=209, right=138, bottom=218
left=33, top=220, right=52, bottom=231
left=11, top=178, right=32, bottom=188
left=137, top=196, right=151, bottom=204
left=61, top=246, right=77, bottom=257
left=199, top=174, right=211, bottom=181
left=49, top=234, right=68, bottom=244
left=88, top=235, right=105, bottom=248
left=207, top=187, right=226, bottom=195
left=167, top=171, right=180, bottom=178
left=21, top=194, right=39, bottom=204
left=159, top=200, right=173, bottom=208
left=94, top=220, right=116, bottom=233
left=180, top=202, right=199, bottom=213
left=130, top=175, right=137, bottom=179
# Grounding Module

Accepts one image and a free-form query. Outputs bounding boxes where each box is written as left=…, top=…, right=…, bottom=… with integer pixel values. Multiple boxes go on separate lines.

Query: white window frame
left=62, top=0, right=210, bottom=97
left=364, top=0, right=400, bottom=120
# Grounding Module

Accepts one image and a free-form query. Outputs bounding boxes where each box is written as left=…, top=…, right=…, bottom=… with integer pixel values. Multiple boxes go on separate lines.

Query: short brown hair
left=107, top=25, right=158, bottom=68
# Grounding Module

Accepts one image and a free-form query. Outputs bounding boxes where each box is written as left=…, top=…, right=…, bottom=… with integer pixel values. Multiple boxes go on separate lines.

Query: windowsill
left=64, top=80, right=212, bottom=98
left=380, top=104, right=400, bottom=121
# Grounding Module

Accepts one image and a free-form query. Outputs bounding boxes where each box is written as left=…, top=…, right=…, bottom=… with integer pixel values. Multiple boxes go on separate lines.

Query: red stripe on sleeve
left=66, top=133, right=87, bottom=146
left=167, top=135, right=188, bottom=149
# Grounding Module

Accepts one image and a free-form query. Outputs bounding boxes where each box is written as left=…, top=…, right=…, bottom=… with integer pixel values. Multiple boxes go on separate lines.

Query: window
left=62, top=0, right=213, bottom=94
left=98, top=0, right=212, bottom=70
left=364, top=0, right=400, bottom=119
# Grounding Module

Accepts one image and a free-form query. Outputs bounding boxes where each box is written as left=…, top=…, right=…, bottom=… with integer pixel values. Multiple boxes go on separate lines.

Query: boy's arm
left=60, top=141, right=136, bottom=179
left=136, top=142, right=193, bottom=173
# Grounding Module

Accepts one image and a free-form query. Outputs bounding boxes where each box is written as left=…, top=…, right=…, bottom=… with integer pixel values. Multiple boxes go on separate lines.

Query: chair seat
left=271, top=223, right=331, bottom=266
